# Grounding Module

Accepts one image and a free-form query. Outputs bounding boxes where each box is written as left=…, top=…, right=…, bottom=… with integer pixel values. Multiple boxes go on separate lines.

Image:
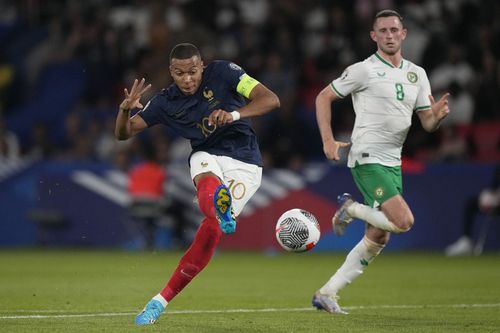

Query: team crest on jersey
left=229, top=62, right=242, bottom=71
left=375, top=187, right=384, bottom=198
left=203, top=87, right=220, bottom=109
left=407, top=72, right=418, bottom=83
left=203, top=88, right=214, bottom=99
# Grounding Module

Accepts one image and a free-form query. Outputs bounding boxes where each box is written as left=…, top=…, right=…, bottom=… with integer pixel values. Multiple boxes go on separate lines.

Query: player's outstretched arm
left=417, top=93, right=450, bottom=132
left=315, top=85, right=351, bottom=161
left=115, top=78, right=151, bottom=140
left=208, top=83, right=279, bottom=126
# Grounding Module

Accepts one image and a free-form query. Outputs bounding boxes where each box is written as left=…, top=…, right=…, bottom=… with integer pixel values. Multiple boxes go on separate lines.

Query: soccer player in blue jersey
left=115, top=43, right=280, bottom=325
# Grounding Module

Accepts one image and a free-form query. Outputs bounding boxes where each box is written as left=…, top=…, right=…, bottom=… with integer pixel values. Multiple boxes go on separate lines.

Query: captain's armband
left=236, top=74, right=260, bottom=98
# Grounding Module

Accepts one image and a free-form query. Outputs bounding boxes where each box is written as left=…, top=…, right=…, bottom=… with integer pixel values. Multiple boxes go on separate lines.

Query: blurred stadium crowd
left=0, top=0, right=499, bottom=171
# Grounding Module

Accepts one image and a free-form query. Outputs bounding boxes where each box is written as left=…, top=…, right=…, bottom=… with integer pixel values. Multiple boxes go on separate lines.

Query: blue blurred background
left=0, top=0, right=498, bottom=253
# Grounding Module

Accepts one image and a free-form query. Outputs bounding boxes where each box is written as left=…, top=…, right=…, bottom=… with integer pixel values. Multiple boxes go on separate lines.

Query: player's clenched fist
left=208, top=109, right=233, bottom=126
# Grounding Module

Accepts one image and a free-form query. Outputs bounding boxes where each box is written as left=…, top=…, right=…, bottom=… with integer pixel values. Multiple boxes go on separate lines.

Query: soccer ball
left=275, top=208, right=321, bottom=252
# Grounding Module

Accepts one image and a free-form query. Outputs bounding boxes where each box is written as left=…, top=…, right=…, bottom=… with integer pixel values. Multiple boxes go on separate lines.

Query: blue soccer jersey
left=138, top=61, right=263, bottom=166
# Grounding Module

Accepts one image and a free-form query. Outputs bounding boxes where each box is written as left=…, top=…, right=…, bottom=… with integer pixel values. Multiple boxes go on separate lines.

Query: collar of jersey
left=375, top=52, right=403, bottom=69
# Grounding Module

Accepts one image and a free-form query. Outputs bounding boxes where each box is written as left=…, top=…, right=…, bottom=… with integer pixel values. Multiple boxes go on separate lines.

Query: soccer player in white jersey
left=312, top=9, right=450, bottom=314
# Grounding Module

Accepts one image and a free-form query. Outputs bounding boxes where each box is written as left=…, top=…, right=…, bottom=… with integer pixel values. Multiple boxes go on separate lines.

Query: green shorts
left=350, top=162, right=402, bottom=208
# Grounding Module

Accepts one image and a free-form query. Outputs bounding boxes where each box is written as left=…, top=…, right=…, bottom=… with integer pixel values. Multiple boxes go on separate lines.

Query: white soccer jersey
left=331, top=53, right=431, bottom=167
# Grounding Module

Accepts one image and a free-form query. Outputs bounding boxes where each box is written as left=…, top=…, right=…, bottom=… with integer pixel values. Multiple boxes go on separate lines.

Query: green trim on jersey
left=330, top=83, right=345, bottom=98
left=414, top=105, right=431, bottom=111
left=375, top=52, right=403, bottom=69
left=351, top=162, right=403, bottom=208
left=236, top=74, right=260, bottom=98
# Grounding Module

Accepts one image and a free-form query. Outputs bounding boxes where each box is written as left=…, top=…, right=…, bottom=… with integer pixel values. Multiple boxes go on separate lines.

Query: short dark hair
left=373, top=9, right=403, bottom=26
left=169, top=43, right=200, bottom=62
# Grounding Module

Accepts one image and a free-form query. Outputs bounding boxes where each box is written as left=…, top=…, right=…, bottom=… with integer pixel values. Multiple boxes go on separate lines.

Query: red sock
left=196, top=176, right=221, bottom=219
left=160, top=217, right=222, bottom=302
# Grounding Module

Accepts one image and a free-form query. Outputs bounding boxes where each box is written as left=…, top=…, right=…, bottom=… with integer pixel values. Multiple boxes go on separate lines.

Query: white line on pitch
left=1, top=303, right=500, bottom=319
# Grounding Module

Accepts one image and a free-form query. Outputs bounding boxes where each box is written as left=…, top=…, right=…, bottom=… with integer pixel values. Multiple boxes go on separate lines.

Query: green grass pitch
left=0, top=250, right=499, bottom=332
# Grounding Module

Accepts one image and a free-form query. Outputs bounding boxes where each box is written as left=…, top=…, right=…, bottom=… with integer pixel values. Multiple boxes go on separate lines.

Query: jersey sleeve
left=414, top=68, right=432, bottom=112
left=330, top=62, right=369, bottom=98
left=219, top=61, right=260, bottom=98
left=137, top=95, right=163, bottom=127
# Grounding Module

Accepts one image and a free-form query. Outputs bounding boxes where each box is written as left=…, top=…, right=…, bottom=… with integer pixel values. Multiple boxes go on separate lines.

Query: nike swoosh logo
left=180, top=269, right=194, bottom=278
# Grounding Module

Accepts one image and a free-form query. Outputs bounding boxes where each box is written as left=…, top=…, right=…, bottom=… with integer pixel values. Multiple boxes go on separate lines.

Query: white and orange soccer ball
left=275, top=209, right=321, bottom=252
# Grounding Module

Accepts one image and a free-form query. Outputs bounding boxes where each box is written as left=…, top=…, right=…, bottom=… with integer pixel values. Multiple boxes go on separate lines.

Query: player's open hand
left=208, top=109, right=234, bottom=127
left=120, top=78, right=152, bottom=111
left=323, top=139, right=351, bottom=161
left=429, top=93, right=450, bottom=122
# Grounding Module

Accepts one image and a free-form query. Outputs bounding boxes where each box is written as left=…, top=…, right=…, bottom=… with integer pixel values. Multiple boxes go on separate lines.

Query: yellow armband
left=236, top=73, right=260, bottom=98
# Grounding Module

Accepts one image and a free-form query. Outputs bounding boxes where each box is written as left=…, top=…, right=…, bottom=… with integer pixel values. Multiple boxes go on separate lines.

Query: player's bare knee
left=393, top=215, right=414, bottom=233
left=403, top=214, right=414, bottom=231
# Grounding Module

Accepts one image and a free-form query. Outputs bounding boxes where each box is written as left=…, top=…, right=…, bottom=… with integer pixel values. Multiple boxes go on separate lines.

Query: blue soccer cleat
left=332, top=193, right=354, bottom=236
left=135, top=299, right=165, bottom=325
left=312, top=291, right=348, bottom=315
left=213, top=184, right=236, bottom=234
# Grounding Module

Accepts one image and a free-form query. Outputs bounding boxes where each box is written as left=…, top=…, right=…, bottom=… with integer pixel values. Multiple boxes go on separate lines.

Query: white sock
left=347, top=202, right=402, bottom=233
left=319, top=236, right=384, bottom=296
left=153, top=294, right=168, bottom=308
